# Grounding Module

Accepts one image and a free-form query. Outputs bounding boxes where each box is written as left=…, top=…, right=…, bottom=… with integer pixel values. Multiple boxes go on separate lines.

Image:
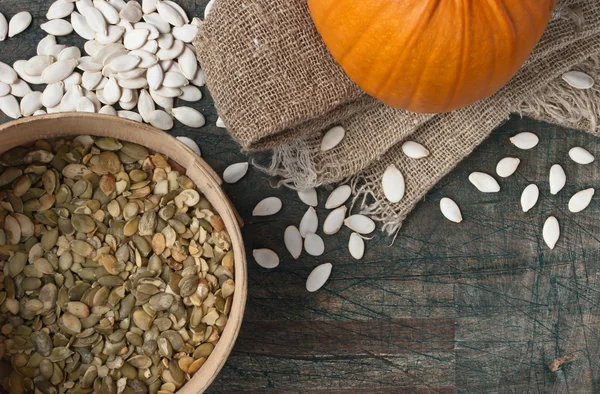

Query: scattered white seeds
left=204, top=0, right=216, bottom=19
left=41, top=59, right=78, bottom=84
left=47, top=0, right=75, bottom=20
left=562, top=70, right=595, bottom=89
left=0, top=12, right=7, bottom=41
left=496, top=157, right=520, bottom=178
left=468, top=172, right=500, bottom=193
left=439, top=198, right=462, bottom=223
left=40, top=19, right=74, bottom=36
left=0, top=62, right=18, bottom=84
left=304, top=233, right=325, bottom=256
left=320, top=126, right=345, bottom=152
left=252, top=197, right=282, bottom=217
left=306, top=263, right=332, bottom=293
left=19, top=91, right=43, bottom=116
left=297, top=188, right=318, bottom=207
left=549, top=164, right=566, bottom=195
left=520, top=184, right=539, bottom=213
left=0, top=95, right=21, bottom=119
left=8, top=12, right=32, bottom=38
left=252, top=249, right=279, bottom=269
left=401, top=141, right=429, bottom=159
left=216, top=116, right=226, bottom=128
left=543, top=216, right=560, bottom=249
left=148, top=109, right=173, bottom=130
left=0, top=82, right=9, bottom=97
left=10, top=79, right=32, bottom=98
left=510, top=132, right=539, bottom=150
left=382, top=164, right=405, bottom=203
left=568, top=188, right=595, bottom=213
left=569, top=147, right=595, bottom=164
left=170, top=107, right=205, bottom=128
left=344, top=215, right=375, bottom=234
left=325, top=185, right=351, bottom=209
left=284, top=226, right=302, bottom=259
left=299, top=207, right=318, bottom=238
left=348, top=233, right=364, bottom=260
left=223, top=163, right=249, bottom=184
left=25, top=55, right=55, bottom=77
left=323, top=206, right=347, bottom=235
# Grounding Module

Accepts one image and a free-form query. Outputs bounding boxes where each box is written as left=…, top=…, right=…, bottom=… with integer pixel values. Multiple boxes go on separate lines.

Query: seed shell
left=223, top=162, right=249, bottom=184
left=284, top=225, right=302, bottom=259
left=253, top=248, right=279, bottom=269
left=252, top=197, right=282, bottom=217
left=520, top=184, right=539, bottom=213
left=382, top=164, right=405, bottom=203
left=549, top=164, right=566, bottom=195
left=320, top=126, right=345, bottom=152
left=306, top=263, right=332, bottom=292
left=543, top=216, right=560, bottom=249
left=348, top=233, right=365, bottom=260
left=440, top=197, right=462, bottom=223
left=569, top=147, right=594, bottom=165
left=468, top=172, right=500, bottom=193
left=568, top=188, right=594, bottom=213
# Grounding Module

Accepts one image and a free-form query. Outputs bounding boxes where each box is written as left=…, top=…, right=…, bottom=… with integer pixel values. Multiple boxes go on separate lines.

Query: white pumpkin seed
left=549, top=164, right=566, bottom=195
left=117, top=76, right=147, bottom=89
left=77, top=56, right=103, bottom=72
left=495, top=157, right=520, bottom=178
left=323, top=206, right=346, bottom=235
left=46, top=105, right=61, bottom=113
left=41, top=59, right=78, bottom=84
left=299, top=207, right=318, bottom=238
left=179, top=85, right=201, bottom=101
left=60, top=85, right=83, bottom=112
left=8, top=12, right=32, bottom=38
left=143, top=13, right=170, bottom=34
left=49, top=44, right=67, bottom=60
left=117, top=110, right=142, bottom=122
left=344, top=215, right=375, bottom=234
left=569, top=147, right=594, bottom=165
left=0, top=12, right=6, bottom=41
left=13, top=60, right=43, bottom=85
left=468, top=172, right=500, bottom=193
left=124, top=29, right=149, bottom=50
left=216, top=116, right=226, bottom=128
left=304, top=233, right=324, bottom=256
left=136, top=89, right=154, bottom=122
left=325, top=185, right=351, bottom=209
left=142, top=0, right=157, bottom=14
left=98, top=104, right=116, bottom=115
left=348, top=233, right=364, bottom=260
left=306, top=263, right=332, bottom=292
left=117, top=18, right=133, bottom=32
left=520, top=184, right=539, bottom=213
left=84, top=89, right=101, bottom=111
left=159, top=59, right=173, bottom=72
left=128, top=49, right=158, bottom=68
left=95, top=25, right=125, bottom=45
left=40, top=20, right=73, bottom=36
left=149, top=88, right=173, bottom=109
left=76, top=0, right=93, bottom=13
left=439, top=197, right=462, bottom=223
left=162, top=71, right=188, bottom=88
left=110, top=54, right=141, bottom=72
left=47, top=0, right=75, bottom=20
left=145, top=63, right=164, bottom=90
left=0, top=61, right=18, bottom=84
left=81, top=71, right=102, bottom=90
left=25, top=55, right=55, bottom=77
left=0, top=82, right=9, bottom=97
left=148, top=109, right=173, bottom=130
left=134, top=22, right=160, bottom=40
left=562, top=70, right=594, bottom=89
left=76, top=97, right=95, bottom=112
left=175, top=136, right=201, bottom=156
left=33, top=109, right=46, bottom=116
left=156, top=1, right=184, bottom=26
left=253, top=249, right=279, bottom=269
left=93, top=43, right=125, bottom=64
left=20, top=91, right=43, bottom=116
left=71, top=11, right=96, bottom=40
left=93, top=0, right=120, bottom=24
left=170, top=107, right=204, bottom=128
left=37, top=35, right=57, bottom=56
left=172, top=24, right=197, bottom=43
left=152, top=86, right=180, bottom=97
left=177, top=46, right=197, bottom=80
left=382, top=164, right=405, bottom=203
left=509, top=132, right=538, bottom=150
left=9, top=79, right=32, bottom=98
left=253, top=197, right=282, bottom=217
left=164, top=1, right=189, bottom=23
left=284, top=226, right=302, bottom=259
left=543, top=216, right=560, bottom=250
left=223, top=163, right=249, bottom=184
left=63, top=72, right=82, bottom=90
left=568, top=188, right=594, bottom=213
left=189, top=69, right=205, bottom=87
left=58, top=47, right=81, bottom=61
left=401, top=141, right=429, bottom=159
left=119, top=98, right=136, bottom=110
left=109, top=0, right=126, bottom=11
left=156, top=39, right=184, bottom=61
left=0, top=95, right=21, bottom=119
left=119, top=0, right=142, bottom=22
left=103, top=77, right=121, bottom=104
left=320, top=126, right=345, bottom=152
left=297, top=188, right=317, bottom=207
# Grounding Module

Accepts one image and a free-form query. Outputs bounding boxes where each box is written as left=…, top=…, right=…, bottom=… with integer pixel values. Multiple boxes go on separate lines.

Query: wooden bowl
left=0, top=114, right=247, bottom=393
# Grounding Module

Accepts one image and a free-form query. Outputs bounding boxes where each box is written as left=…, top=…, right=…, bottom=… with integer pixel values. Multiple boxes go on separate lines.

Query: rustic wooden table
left=2, top=1, right=600, bottom=393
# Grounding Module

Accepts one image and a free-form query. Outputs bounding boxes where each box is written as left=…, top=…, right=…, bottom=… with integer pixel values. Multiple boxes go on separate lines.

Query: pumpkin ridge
left=443, top=1, right=472, bottom=112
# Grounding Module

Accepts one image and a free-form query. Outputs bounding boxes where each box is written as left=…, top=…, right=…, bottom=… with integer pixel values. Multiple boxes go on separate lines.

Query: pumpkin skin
left=308, top=0, right=556, bottom=113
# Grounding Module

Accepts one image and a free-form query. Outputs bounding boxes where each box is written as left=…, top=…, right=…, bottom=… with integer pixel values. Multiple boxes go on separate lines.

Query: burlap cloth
left=195, top=0, right=600, bottom=233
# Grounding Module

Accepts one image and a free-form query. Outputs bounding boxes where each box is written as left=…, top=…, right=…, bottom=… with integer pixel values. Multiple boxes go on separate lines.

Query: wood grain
left=1, top=1, right=600, bottom=393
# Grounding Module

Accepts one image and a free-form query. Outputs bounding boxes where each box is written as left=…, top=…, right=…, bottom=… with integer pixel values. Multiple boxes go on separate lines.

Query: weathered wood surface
left=1, top=1, right=600, bottom=392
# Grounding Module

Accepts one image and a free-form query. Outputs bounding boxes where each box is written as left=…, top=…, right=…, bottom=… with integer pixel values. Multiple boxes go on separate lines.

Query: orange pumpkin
left=308, top=0, right=556, bottom=113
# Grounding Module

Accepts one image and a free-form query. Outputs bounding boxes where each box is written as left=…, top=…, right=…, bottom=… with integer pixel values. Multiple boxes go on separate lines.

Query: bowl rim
left=0, top=113, right=247, bottom=393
